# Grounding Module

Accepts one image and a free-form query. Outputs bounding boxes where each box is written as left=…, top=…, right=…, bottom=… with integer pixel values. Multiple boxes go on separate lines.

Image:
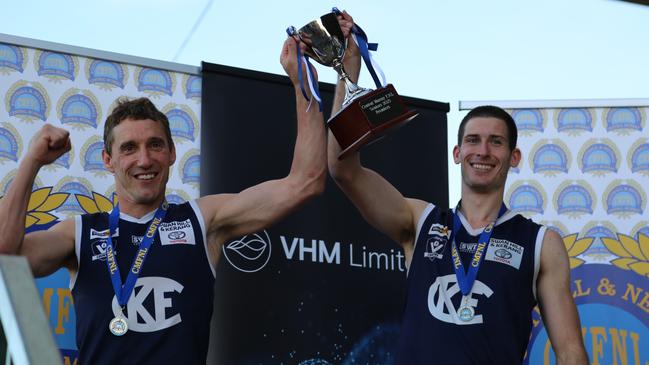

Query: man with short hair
left=329, top=12, right=588, bottom=365
left=0, top=37, right=326, bottom=365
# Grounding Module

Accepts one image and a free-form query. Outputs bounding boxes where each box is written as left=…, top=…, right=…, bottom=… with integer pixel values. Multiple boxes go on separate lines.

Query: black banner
left=201, top=62, right=449, bottom=365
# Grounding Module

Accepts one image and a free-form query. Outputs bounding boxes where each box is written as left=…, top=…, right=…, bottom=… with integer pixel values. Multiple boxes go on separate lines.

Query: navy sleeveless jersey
left=71, top=201, right=216, bottom=365
left=396, top=204, right=546, bottom=365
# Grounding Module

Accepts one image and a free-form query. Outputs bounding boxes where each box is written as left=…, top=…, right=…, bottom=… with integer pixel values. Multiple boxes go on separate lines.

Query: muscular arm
left=0, top=124, right=76, bottom=277
left=537, top=229, right=588, bottom=365
left=198, top=37, right=326, bottom=248
left=327, top=12, right=426, bottom=258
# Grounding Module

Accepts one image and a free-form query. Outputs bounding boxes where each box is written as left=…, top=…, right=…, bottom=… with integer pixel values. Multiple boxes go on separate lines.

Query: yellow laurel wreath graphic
left=562, top=233, right=594, bottom=269
left=25, top=187, right=69, bottom=228
left=75, top=192, right=116, bottom=214
left=602, top=233, right=649, bottom=278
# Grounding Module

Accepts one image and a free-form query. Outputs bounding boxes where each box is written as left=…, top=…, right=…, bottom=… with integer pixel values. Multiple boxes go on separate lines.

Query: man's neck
left=117, top=199, right=164, bottom=219
left=458, top=190, right=505, bottom=230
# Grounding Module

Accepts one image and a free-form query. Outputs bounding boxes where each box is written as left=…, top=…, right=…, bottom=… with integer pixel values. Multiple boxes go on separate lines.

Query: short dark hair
left=103, top=97, right=173, bottom=155
left=458, top=105, right=518, bottom=151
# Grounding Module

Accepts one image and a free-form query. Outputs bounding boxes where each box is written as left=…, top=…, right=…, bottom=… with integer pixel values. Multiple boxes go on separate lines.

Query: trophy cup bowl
left=290, top=12, right=419, bottom=159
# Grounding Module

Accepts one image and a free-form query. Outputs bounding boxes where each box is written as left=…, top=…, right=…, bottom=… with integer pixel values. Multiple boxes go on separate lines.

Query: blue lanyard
left=449, top=203, right=507, bottom=296
left=104, top=202, right=168, bottom=307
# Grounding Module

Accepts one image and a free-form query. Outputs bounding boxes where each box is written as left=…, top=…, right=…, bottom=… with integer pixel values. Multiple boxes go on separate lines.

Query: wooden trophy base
left=327, top=84, right=419, bottom=160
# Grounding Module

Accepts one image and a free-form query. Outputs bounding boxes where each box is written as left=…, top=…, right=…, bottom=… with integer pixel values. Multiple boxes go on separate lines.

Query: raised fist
left=27, top=124, right=71, bottom=166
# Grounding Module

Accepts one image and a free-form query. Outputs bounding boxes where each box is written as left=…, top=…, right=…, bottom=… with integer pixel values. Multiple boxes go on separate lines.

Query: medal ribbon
left=104, top=201, right=169, bottom=307
left=449, top=203, right=507, bottom=296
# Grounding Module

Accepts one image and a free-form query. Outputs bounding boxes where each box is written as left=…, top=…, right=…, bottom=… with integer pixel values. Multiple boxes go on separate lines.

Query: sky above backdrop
left=2, top=0, right=648, bottom=203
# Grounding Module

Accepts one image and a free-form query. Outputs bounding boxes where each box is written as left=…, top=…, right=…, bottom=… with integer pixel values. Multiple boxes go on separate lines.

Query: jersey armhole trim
left=408, top=203, right=435, bottom=277
left=532, top=226, right=547, bottom=301
left=189, top=199, right=216, bottom=278
left=70, top=215, right=82, bottom=290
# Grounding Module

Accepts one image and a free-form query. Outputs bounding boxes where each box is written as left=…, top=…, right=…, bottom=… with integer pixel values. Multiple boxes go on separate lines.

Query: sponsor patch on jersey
left=90, top=228, right=115, bottom=239
left=485, top=239, right=524, bottom=269
left=159, top=219, right=195, bottom=246
left=428, top=223, right=450, bottom=238
left=459, top=241, right=478, bottom=253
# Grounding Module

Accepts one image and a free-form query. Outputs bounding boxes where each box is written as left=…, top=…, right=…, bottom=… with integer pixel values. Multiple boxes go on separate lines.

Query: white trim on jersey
left=189, top=199, right=216, bottom=278
left=532, top=226, right=547, bottom=301
left=70, top=215, right=83, bottom=290
left=409, top=203, right=435, bottom=277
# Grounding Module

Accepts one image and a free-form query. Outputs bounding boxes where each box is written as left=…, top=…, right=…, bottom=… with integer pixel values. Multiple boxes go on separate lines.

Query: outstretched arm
left=0, top=124, right=76, bottom=277
left=328, top=11, right=426, bottom=258
left=198, top=37, right=326, bottom=248
left=537, top=229, right=588, bottom=365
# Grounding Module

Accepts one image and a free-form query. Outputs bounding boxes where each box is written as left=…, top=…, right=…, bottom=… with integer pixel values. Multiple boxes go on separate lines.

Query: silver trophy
left=288, top=12, right=369, bottom=106
left=289, top=11, right=418, bottom=159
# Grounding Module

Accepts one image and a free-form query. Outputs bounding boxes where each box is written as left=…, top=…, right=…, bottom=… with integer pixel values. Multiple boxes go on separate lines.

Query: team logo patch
left=485, top=239, right=523, bottom=269
left=424, top=237, right=447, bottom=260
left=111, top=276, right=184, bottom=332
left=427, top=274, right=493, bottom=325
left=90, top=228, right=117, bottom=261
left=159, top=219, right=195, bottom=246
left=0, top=44, right=26, bottom=73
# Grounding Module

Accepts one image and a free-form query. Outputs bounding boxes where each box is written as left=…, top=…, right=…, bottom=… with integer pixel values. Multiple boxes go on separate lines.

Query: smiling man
left=0, top=37, right=326, bottom=365
left=327, top=12, right=588, bottom=365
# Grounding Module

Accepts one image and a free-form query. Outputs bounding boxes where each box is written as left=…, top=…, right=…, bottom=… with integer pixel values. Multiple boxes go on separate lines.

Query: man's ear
left=102, top=150, right=114, bottom=173
left=169, top=143, right=176, bottom=166
left=452, top=145, right=461, bottom=164
left=510, top=147, right=522, bottom=168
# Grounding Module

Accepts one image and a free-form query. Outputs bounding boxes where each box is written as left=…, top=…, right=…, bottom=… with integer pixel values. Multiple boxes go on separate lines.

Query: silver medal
left=458, top=305, right=475, bottom=322
left=109, top=316, right=128, bottom=336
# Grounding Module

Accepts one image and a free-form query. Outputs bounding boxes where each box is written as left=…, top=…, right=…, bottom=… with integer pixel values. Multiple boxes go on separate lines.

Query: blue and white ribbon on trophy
left=331, top=7, right=386, bottom=89
left=286, top=25, right=322, bottom=111
left=286, top=7, right=387, bottom=112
